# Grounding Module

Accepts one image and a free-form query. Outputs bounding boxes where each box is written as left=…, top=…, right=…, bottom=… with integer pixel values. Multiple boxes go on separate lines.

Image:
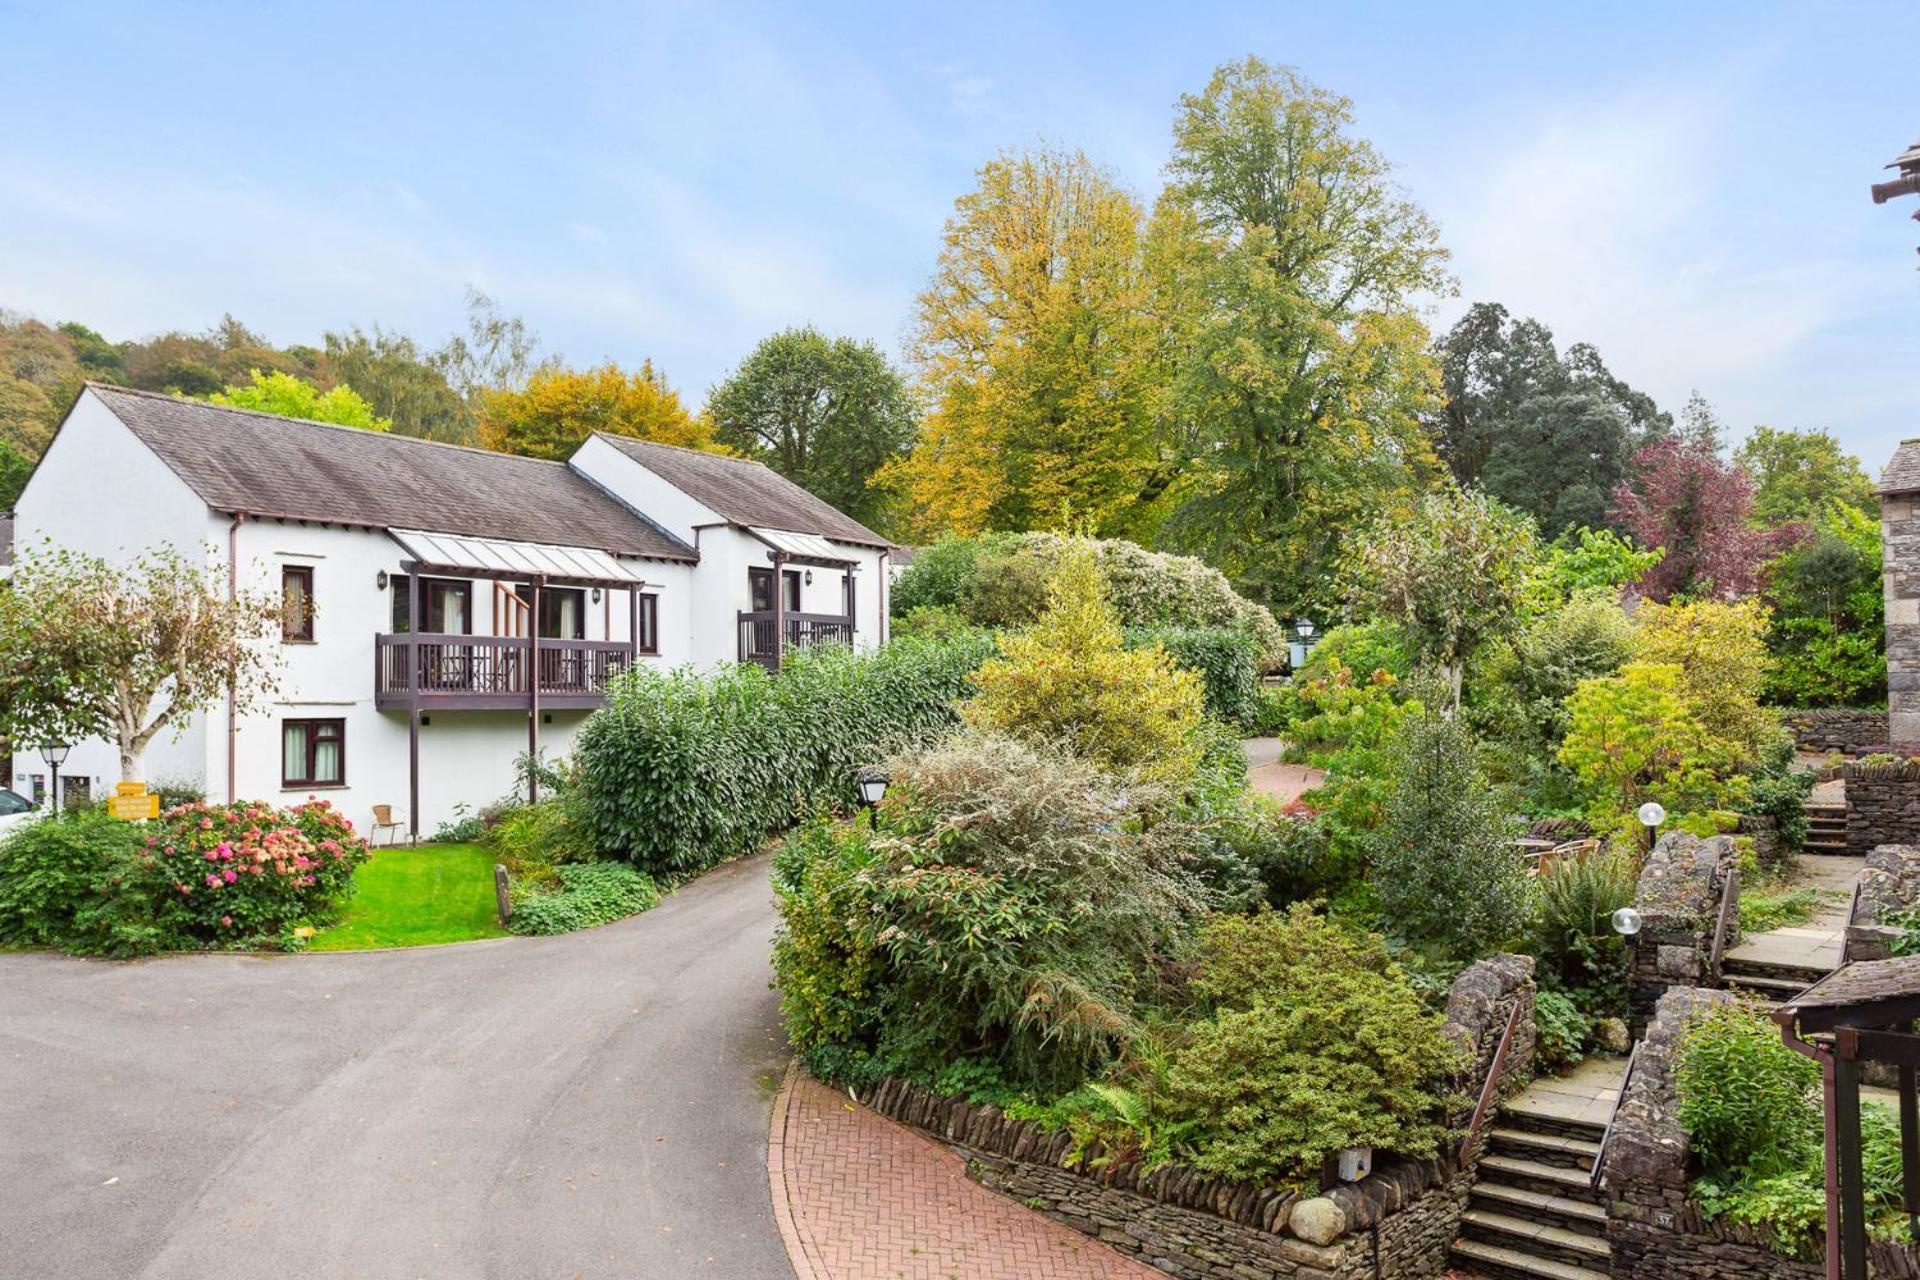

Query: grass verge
left=309, top=842, right=509, bottom=950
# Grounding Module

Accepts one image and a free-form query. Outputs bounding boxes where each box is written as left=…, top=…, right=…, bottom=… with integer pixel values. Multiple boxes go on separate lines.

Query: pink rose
left=222, top=868, right=238, bottom=884
left=205, top=874, right=221, bottom=888
left=220, top=915, right=232, bottom=927
left=204, top=851, right=218, bottom=861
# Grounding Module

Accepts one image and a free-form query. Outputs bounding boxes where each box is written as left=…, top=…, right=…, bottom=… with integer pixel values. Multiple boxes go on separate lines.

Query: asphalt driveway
left=0, top=853, right=794, bottom=1280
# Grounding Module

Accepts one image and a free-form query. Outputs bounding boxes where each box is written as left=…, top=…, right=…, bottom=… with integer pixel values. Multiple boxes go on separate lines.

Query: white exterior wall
left=11, top=390, right=220, bottom=805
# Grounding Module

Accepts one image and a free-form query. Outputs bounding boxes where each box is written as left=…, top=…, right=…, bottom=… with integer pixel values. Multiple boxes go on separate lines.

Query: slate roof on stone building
left=1878, top=439, right=1920, bottom=496
left=592, top=432, right=890, bottom=547
left=82, top=384, right=696, bottom=560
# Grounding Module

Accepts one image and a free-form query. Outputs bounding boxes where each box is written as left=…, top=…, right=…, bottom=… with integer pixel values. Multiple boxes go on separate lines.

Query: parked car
left=0, top=788, right=44, bottom=837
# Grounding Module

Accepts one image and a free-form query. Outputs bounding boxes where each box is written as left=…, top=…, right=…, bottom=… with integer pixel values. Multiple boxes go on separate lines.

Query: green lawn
left=309, top=843, right=511, bottom=950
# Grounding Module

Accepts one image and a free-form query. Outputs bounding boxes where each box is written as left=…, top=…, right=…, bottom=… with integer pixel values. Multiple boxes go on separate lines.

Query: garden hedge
left=1125, top=625, right=1259, bottom=725
left=573, top=632, right=996, bottom=877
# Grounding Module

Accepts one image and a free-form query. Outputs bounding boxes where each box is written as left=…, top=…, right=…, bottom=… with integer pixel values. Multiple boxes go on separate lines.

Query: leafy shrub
left=1675, top=1000, right=1821, bottom=1177
left=892, top=531, right=1287, bottom=669
left=1636, top=598, right=1784, bottom=767
left=575, top=631, right=994, bottom=877
left=0, top=811, right=149, bottom=953
left=1763, top=503, right=1885, bottom=708
left=1474, top=589, right=1636, bottom=787
left=430, top=804, right=487, bottom=844
left=1533, top=989, right=1592, bottom=1073
left=891, top=605, right=984, bottom=642
left=1296, top=621, right=1414, bottom=684
left=489, top=796, right=592, bottom=874
left=0, top=800, right=370, bottom=955
left=1559, top=663, right=1742, bottom=836
left=771, top=817, right=883, bottom=1071
left=962, top=545, right=1206, bottom=782
left=776, top=729, right=1206, bottom=1094
left=507, top=861, right=658, bottom=935
left=891, top=533, right=1016, bottom=616
left=1369, top=705, right=1531, bottom=960
left=1744, top=750, right=1812, bottom=854
left=1738, top=888, right=1820, bottom=935
left=1127, top=626, right=1259, bottom=725
left=150, top=777, right=207, bottom=809
left=1530, top=849, right=1633, bottom=1014
left=1162, top=907, right=1461, bottom=1188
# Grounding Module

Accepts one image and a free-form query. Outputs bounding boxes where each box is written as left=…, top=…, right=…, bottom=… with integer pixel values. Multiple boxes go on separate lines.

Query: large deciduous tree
left=707, top=327, right=917, bottom=530
left=206, top=370, right=392, bottom=431
left=477, top=360, right=720, bottom=461
left=1156, top=58, right=1453, bottom=618
left=1735, top=425, right=1876, bottom=525
left=0, top=546, right=283, bottom=781
left=321, top=325, right=472, bottom=442
left=891, top=147, right=1160, bottom=539
left=1341, top=488, right=1540, bottom=709
left=1608, top=434, right=1795, bottom=601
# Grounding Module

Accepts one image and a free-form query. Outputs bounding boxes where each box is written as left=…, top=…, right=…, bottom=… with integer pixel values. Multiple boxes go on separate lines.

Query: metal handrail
left=1710, top=864, right=1741, bottom=977
left=1461, top=996, right=1525, bottom=1170
left=1591, top=1040, right=1643, bottom=1189
left=1841, top=877, right=1864, bottom=968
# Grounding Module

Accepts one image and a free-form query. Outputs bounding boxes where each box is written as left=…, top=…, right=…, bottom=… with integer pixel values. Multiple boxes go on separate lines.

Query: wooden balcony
left=375, top=633, right=634, bottom=711
left=737, top=611, right=853, bottom=672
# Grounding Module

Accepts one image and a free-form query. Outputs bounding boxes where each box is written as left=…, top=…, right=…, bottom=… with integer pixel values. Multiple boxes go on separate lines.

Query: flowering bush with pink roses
left=133, top=799, right=371, bottom=946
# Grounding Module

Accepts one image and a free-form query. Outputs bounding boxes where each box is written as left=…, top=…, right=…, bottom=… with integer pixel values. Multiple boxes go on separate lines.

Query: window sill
left=281, top=639, right=317, bottom=646
left=282, top=784, right=348, bottom=792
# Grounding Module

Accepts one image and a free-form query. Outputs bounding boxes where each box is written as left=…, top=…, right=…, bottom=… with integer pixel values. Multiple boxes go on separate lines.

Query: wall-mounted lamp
left=804, top=569, right=814, bottom=586
left=591, top=588, right=603, bottom=604
left=376, top=569, right=389, bottom=591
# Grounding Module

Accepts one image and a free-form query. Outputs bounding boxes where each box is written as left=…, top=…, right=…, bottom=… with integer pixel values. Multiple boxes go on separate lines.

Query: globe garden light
left=1612, top=907, right=1644, bottom=937
left=1637, top=801, right=1667, bottom=830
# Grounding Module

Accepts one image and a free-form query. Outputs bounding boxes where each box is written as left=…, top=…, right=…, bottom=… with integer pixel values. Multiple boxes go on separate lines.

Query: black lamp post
left=39, top=742, right=69, bottom=816
left=855, top=768, right=889, bottom=827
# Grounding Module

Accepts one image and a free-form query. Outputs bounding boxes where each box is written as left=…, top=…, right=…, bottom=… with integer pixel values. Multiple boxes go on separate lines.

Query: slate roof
left=83, top=385, right=695, bottom=560
left=592, top=433, right=889, bottom=547
left=1879, top=439, right=1920, bottom=496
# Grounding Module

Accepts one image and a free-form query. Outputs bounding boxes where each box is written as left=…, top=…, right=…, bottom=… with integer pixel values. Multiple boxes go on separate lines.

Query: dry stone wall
left=1625, top=834, right=1736, bottom=1037
left=1886, top=489, right=1920, bottom=754
left=1847, top=759, right=1920, bottom=854
left=853, top=955, right=1536, bottom=1280
left=1781, top=708, right=1890, bottom=756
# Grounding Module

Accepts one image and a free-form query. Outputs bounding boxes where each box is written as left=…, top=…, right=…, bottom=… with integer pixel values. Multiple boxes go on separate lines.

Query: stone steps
left=1460, top=1208, right=1612, bottom=1268
left=1724, top=971, right=1812, bottom=1004
left=1469, top=1181, right=1609, bottom=1235
left=1486, top=1126, right=1600, bottom=1172
left=1475, top=1154, right=1599, bottom=1201
left=1449, top=1237, right=1610, bottom=1280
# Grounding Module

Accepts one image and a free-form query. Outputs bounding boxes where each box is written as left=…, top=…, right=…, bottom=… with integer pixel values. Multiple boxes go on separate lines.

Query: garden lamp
left=39, top=742, right=69, bottom=816
left=856, top=768, right=890, bottom=815
left=1612, top=907, right=1643, bottom=938
left=1637, top=800, right=1666, bottom=853
left=1297, top=620, right=1315, bottom=640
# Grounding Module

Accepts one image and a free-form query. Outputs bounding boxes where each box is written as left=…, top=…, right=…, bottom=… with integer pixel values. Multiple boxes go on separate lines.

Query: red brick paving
left=769, top=1066, right=1166, bottom=1280
left=1248, top=760, right=1325, bottom=804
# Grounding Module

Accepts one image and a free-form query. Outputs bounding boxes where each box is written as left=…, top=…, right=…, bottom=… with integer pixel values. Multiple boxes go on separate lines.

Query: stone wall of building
left=1846, top=759, right=1920, bottom=854
left=1887, top=486, right=1920, bottom=754
left=854, top=955, right=1536, bottom=1280
left=1626, top=834, right=1736, bottom=1037
left=1782, top=708, right=1892, bottom=756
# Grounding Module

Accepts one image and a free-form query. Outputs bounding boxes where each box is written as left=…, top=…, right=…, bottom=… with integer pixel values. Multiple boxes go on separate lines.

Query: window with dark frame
left=389, top=575, right=472, bottom=634
left=283, top=718, right=346, bottom=788
left=282, top=565, right=314, bottom=642
left=636, top=592, right=659, bottom=654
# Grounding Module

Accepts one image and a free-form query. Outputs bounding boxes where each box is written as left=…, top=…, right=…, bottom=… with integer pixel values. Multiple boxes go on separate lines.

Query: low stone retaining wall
left=1847, top=844, right=1920, bottom=962
left=854, top=955, right=1535, bottom=1280
left=1848, top=759, right=1920, bottom=854
left=1626, top=834, right=1736, bottom=1037
left=1603, top=986, right=1920, bottom=1279
left=1782, top=708, right=1890, bottom=756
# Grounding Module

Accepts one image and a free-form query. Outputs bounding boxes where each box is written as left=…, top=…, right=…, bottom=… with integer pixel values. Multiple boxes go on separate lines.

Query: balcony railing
left=375, top=633, right=634, bottom=710
left=737, top=611, right=853, bottom=671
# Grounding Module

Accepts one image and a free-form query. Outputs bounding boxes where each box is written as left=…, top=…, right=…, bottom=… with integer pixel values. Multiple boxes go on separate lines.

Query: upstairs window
left=636, top=592, right=659, bottom=654
left=282, top=565, right=314, bottom=642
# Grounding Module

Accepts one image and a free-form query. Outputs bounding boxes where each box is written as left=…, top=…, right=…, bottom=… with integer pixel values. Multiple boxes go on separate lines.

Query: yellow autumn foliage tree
left=1633, top=598, right=1782, bottom=766
left=961, top=542, right=1205, bottom=781
left=476, top=360, right=723, bottom=461
left=887, top=148, right=1160, bottom=540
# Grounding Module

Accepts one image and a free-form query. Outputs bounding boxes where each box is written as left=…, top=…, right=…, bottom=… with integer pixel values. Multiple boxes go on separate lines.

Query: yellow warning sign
left=107, top=781, right=160, bottom=821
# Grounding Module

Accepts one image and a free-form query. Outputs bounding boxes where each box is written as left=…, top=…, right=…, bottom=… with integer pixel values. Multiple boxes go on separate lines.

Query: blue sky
left=3, top=0, right=1917, bottom=471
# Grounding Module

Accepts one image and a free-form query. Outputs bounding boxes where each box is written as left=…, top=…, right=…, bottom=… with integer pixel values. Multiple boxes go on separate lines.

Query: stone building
left=1880, top=439, right=1920, bottom=753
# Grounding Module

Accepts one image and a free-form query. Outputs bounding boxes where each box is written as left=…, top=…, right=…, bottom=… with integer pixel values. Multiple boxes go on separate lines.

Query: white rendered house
left=11, top=385, right=893, bottom=838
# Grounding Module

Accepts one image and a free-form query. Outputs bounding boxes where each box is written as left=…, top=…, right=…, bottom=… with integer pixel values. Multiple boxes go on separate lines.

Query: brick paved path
left=770, top=1067, right=1165, bottom=1280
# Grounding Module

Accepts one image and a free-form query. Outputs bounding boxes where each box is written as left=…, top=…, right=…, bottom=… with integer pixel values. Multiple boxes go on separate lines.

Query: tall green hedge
left=573, top=633, right=996, bottom=877
left=1126, top=626, right=1259, bottom=725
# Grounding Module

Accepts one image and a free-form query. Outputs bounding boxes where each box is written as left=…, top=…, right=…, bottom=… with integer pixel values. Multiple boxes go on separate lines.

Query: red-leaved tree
left=1608, top=437, right=1799, bottom=601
